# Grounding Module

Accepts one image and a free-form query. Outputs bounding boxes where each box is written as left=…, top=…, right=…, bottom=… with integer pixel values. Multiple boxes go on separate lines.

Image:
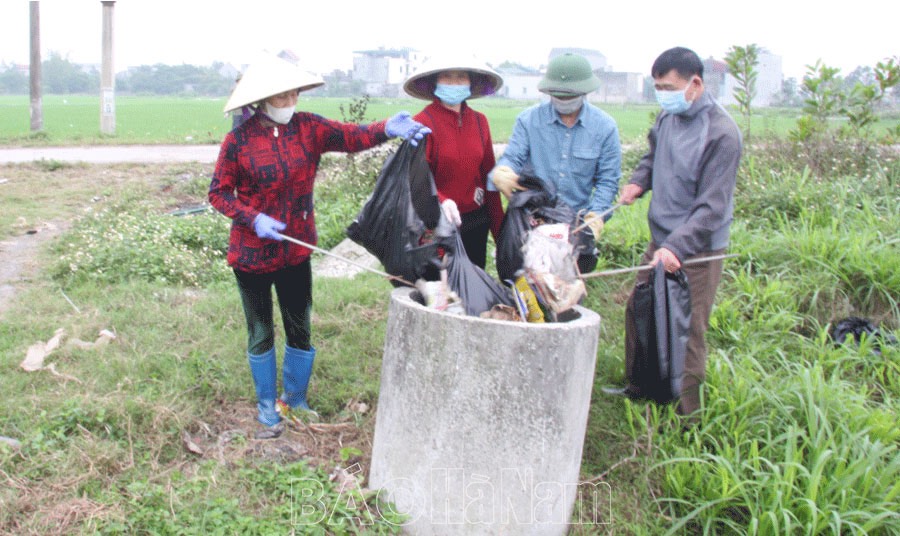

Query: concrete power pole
left=29, top=1, right=42, bottom=132
left=100, top=1, right=116, bottom=135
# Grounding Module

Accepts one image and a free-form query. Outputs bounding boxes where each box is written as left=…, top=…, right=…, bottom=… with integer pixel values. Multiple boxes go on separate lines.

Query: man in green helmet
left=489, top=52, right=622, bottom=247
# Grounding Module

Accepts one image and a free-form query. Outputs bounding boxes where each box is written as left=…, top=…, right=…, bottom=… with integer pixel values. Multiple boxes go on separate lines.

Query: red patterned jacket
left=209, top=111, right=388, bottom=273
left=414, top=101, right=504, bottom=240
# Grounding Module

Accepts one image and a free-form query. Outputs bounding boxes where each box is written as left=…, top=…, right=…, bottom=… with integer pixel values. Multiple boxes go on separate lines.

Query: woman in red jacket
left=210, top=52, right=428, bottom=438
left=403, top=56, right=505, bottom=270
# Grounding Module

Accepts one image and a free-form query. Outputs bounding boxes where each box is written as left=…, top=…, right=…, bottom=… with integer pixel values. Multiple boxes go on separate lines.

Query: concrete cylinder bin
left=369, top=287, right=601, bottom=535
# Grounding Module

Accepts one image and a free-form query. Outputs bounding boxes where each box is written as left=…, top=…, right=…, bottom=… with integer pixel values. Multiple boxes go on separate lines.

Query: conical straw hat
left=224, top=52, right=324, bottom=113
left=403, top=54, right=503, bottom=101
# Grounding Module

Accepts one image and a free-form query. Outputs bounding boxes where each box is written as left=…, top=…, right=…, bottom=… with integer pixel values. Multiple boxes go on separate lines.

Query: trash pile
left=347, top=142, right=593, bottom=323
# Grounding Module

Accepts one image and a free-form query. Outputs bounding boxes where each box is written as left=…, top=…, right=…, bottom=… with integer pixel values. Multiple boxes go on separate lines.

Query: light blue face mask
left=655, top=83, right=693, bottom=114
left=434, top=83, right=472, bottom=105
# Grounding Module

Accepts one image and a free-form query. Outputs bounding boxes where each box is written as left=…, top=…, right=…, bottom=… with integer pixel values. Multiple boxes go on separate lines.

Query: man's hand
left=618, top=183, right=644, bottom=205
left=490, top=165, right=525, bottom=199
left=651, top=247, right=681, bottom=273
left=583, top=212, right=605, bottom=240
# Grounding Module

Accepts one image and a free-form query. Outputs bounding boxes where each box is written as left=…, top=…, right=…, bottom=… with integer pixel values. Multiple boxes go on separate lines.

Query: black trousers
left=459, top=206, right=490, bottom=269
left=233, top=261, right=312, bottom=355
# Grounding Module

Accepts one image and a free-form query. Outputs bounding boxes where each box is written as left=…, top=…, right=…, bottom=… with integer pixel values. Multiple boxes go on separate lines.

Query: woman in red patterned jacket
left=403, top=56, right=505, bottom=270
left=209, top=52, right=429, bottom=438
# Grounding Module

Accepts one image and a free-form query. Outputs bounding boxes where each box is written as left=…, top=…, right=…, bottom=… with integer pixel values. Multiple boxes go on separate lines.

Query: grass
left=6, top=94, right=895, bottom=147
left=1, top=121, right=899, bottom=533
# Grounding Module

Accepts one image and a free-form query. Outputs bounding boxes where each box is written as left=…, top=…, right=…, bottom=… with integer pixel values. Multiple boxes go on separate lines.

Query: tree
left=774, top=77, right=802, bottom=108
left=116, top=63, right=233, bottom=96
left=724, top=44, right=760, bottom=140
left=790, top=56, right=900, bottom=143
left=0, top=64, right=28, bottom=94
left=43, top=51, right=98, bottom=94
left=843, top=56, right=900, bottom=138
left=845, top=66, right=876, bottom=88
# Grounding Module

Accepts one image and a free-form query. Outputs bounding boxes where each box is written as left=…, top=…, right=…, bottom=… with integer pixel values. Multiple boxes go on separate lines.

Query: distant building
left=706, top=50, right=784, bottom=108
left=351, top=48, right=425, bottom=97
left=217, top=63, right=240, bottom=82
left=548, top=47, right=608, bottom=72
left=496, top=64, right=542, bottom=100
left=702, top=57, right=730, bottom=101
left=550, top=47, right=643, bottom=104
left=596, top=72, right=644, bottom=104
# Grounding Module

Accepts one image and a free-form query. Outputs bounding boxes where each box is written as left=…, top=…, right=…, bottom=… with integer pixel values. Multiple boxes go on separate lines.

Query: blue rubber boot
left=248, top=348, right=282, bottom=431
left=281, top=345, right=316, bottom=412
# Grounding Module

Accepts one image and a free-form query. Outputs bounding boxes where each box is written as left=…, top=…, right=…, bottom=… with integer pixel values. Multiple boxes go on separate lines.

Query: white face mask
left=264, top=102, right=295, bottom=124
left=551, top=95, right=584, bottom=116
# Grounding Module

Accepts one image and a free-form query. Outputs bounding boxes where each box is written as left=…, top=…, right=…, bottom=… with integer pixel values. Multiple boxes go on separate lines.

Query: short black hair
left=651, top=47, right=704, bottom=81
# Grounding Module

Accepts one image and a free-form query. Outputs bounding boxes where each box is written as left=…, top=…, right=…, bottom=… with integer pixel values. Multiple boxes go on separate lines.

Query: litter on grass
left=20, top=328, right=116, bottom=382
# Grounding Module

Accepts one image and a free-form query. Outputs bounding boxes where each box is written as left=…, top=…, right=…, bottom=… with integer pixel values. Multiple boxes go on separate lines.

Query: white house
left=496, top=64, right=543, bottom=100
left=351, top=48, right=425, bottom=97
left=718, top=50, right=784, bottom=107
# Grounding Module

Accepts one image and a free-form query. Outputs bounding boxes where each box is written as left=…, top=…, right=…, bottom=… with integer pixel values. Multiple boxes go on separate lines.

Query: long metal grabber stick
left=571, top=203, right=623, bottom=234
left=276, top=233, right=415, bottom=287
left=579, top=253, right=739, bottom=279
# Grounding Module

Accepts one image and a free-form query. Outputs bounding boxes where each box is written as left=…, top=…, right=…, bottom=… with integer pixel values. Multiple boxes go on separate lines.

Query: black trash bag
left=629, top=263, right=691, bottom=404
left=443, top=231, right=515, bottom=317
left=830, top=316, right=898, bottom=356
left=495, top=176, right=597, bottom=282
left=346, top=141, right=443, bottom=283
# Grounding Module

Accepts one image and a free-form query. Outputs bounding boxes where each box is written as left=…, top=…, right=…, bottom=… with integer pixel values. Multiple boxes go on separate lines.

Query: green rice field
left=0, top=94, right=819, bottom=147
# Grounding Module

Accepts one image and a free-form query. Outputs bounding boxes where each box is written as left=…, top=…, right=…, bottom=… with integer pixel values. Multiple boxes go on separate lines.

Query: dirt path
left=0, top=146, right=403, bottom=314
left=0, top=145, right=220, bottom=164
left=0, top=221, right=64, bottom=317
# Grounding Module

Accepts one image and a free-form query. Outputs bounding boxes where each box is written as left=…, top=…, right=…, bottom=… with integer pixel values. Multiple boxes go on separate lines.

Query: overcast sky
left=1, top=1, right=897, bottom=81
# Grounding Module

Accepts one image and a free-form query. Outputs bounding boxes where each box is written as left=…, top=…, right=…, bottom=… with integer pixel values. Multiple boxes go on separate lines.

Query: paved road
left=0, top=143, right=510, bottom=165
left=0, top=145, right=221, bottom=164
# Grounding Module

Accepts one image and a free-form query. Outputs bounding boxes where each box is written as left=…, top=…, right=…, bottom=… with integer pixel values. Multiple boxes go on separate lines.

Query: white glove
left=490, top=165, right=524, bottom=199
left=441, top=199, right=462, bottom=227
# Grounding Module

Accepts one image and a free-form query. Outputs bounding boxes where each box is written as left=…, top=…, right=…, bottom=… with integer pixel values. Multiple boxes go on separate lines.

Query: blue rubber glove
left=253, top=213, right=286, bottom=241
left=385, top=111, right=431, bottom=146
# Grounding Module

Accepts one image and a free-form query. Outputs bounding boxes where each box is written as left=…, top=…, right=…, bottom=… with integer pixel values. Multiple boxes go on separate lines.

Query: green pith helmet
left=537, top=53, right=601, bottom=97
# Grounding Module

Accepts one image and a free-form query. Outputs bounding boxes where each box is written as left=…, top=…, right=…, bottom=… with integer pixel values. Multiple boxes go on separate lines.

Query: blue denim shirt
left=492, top=101, right=622, bottom=215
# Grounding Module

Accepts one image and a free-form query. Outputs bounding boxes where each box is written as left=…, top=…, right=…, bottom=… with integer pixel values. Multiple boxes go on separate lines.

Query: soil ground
left=0, top=150, right=378, bottom=476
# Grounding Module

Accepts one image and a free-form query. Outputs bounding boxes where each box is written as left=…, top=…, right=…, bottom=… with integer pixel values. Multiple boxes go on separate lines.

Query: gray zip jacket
left=629, top=91, right=742, bottom=260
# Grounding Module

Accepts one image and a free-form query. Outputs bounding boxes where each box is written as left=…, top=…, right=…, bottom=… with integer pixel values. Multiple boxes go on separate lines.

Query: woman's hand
left=253, top=213, right=286, bottom=241
left=385, top=112, right=431, bottom=146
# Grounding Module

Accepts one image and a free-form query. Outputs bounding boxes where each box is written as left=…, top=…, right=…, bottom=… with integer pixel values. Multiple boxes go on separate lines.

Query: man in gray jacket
left=602, top=47, right=742, bottom=417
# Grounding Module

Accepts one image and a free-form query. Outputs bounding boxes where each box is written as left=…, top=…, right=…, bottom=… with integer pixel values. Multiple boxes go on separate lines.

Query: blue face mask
left=434, top=83, right=471, bottom=105
left=655, top=78, right=697, bottom=114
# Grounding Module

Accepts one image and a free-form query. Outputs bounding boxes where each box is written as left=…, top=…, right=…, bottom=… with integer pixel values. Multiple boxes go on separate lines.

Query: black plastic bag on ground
left=629, top=263, right=691, bottom=404
left=830, top=316, right=898, bottom=356
left=346, top=141, right=443, bottom=283
left=495, top=176, right=597, bottom=282
left=444, top=231, right=515, bottom=317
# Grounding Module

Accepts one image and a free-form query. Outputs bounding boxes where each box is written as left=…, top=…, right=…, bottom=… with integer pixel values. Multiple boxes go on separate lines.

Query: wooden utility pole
left=100, top=1, right=116, bottom=135
left=29, top=1, right=42, bottom=132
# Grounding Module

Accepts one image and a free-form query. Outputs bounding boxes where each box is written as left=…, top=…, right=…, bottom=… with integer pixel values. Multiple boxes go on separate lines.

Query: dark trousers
left=459, top=206, right=490, bottom=269
left=624, top=244, right=725, bottom=413
left=234, top=261, right=312, bottom=355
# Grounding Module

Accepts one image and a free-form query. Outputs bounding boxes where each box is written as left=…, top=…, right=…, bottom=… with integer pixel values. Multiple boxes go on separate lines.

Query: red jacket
left=414, top=101, right=504, bottom=239
left=209, top=111, right=388, bottom=273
